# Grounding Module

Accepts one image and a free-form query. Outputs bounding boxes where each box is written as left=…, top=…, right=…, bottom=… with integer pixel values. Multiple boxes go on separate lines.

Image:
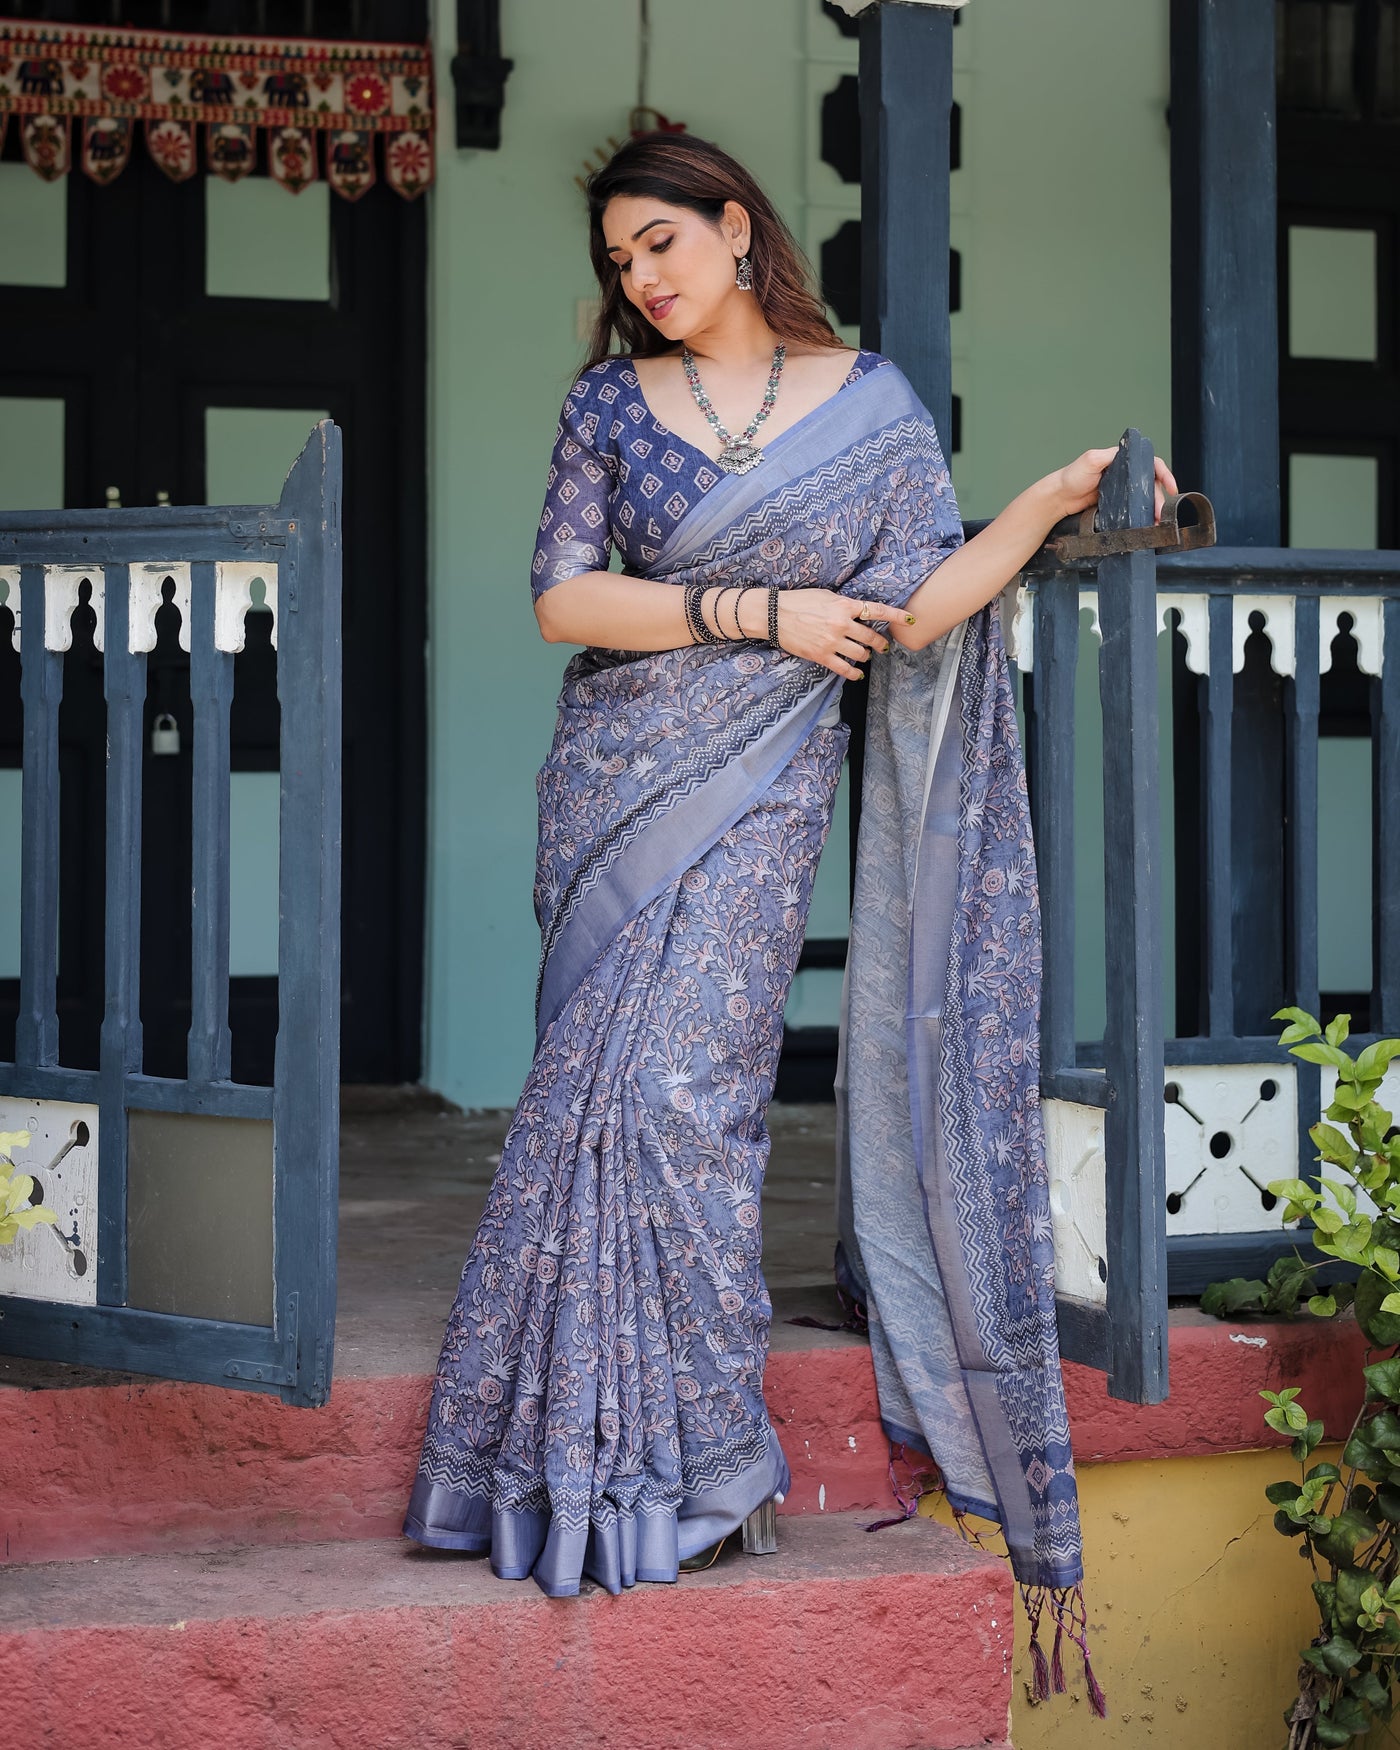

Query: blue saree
left=405, top=350, right=1096, bottom=1705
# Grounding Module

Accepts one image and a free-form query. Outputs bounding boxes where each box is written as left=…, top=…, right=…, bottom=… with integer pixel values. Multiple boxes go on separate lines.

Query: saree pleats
left=406, top=688, right=843, bottom=1594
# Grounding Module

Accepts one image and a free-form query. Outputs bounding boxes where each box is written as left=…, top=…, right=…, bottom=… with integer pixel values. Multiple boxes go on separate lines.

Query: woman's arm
left=890, top=447, right=1179, bottom=654
left=535, top=572, right=699, bottom=650
left=534, top=570, right=884, bottom=670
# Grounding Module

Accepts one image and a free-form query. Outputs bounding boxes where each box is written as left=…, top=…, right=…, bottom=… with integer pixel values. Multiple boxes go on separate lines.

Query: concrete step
left=1, top=1317, right=893, bottom=1564
left=3, top=1512, right=1013, bottom=1750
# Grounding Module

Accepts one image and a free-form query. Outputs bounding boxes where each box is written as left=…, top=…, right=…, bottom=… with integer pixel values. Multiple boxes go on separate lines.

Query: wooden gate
left=0, top=425, right=340, bottom=1406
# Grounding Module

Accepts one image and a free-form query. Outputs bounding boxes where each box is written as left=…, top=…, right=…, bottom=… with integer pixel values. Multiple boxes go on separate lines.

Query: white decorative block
left=1232, top=594, right=1296, bottom=677
left=1322, top=596, right=1384, bottom=676
left=1159, top=594, right=1210, bottom=675
left=44, top=566, right=105, bottom=654
left=1044, top=1097, right=1108, bottom=1307
left=215, top=562, right=279, bottom=653
left=1001, top=581, right=1032, bottom=670
left=129, top=563, right=192, bottom=654
left=1164, top=1064, right=1299, bottom=1236
left=0, top=565, right=19, bottom=653
left=0, top=1097, right=99, bottom=1306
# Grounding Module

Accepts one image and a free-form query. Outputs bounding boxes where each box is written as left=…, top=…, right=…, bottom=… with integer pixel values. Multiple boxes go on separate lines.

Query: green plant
left=0, top=1128, right=57, bottom=1246
left=1203, top=1011, right=1400, bottom=1746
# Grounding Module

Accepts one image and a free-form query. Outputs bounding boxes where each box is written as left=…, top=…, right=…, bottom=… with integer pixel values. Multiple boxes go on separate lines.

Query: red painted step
left=3, top=1512, right=1013, bottom=1750
left=0, top=1327, right=893, bottom=1564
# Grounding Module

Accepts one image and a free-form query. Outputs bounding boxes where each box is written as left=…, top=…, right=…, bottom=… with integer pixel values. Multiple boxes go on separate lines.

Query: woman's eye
left=652, top=237, right=672, bottom=254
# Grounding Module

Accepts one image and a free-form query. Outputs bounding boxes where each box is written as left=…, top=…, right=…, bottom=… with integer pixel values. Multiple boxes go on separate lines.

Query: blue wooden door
left=0, top=426, right=341, bottom=1406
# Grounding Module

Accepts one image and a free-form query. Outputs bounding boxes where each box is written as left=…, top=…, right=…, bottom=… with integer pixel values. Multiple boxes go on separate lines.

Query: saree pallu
left=406, top=363, right=1094, bottom=1700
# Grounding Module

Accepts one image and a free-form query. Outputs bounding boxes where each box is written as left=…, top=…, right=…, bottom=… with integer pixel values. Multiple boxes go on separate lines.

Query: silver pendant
left=717, top=437, right=763, bottom=475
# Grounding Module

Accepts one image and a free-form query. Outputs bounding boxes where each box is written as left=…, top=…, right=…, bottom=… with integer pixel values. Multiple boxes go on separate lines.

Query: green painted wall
left=421, top=0, right=1175, bottom=1106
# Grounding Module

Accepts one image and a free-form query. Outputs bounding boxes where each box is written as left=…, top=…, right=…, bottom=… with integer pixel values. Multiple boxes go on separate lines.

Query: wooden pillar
left=1169, top=0, right=1280, bottom=546
left=858, top=0, right=956, bottom=444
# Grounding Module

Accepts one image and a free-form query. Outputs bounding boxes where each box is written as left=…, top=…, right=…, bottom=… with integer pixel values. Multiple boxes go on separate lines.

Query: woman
left=405, top=132, right=1170, bottom=1703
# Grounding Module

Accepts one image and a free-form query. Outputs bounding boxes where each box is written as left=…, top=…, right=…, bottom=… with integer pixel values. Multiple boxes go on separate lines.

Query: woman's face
left=601, top=196, right=748, bottom=341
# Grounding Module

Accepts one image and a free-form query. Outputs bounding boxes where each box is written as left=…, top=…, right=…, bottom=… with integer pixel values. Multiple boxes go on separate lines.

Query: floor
left=334, top=1095, right=849, bottom=1379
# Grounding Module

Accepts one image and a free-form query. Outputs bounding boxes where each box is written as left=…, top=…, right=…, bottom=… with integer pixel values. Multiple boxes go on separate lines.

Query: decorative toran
left=0, top=19, right=433, bottom=201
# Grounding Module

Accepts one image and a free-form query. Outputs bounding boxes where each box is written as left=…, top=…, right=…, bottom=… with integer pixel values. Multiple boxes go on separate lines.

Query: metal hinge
left=1047, top=490, right=1217, bottom=564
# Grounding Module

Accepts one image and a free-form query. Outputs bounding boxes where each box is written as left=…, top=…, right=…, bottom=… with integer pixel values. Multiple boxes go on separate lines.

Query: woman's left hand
left=1052, top=448, right=1179, bottom=523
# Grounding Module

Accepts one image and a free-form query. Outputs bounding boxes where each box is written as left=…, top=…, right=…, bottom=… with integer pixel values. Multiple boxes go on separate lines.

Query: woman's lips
left=647, top=295, right=677, bottom=319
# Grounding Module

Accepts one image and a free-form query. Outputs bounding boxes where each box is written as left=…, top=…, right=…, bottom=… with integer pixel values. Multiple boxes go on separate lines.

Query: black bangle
left=767, top=586, right=781, bottom=650
left=729, top=586, right=752, bottom=639
left=684, top=581, right=719, bottom=646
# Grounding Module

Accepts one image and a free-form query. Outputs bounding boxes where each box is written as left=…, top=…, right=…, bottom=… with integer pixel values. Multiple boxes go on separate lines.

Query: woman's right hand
left=742, top=588, right=910, bottom=681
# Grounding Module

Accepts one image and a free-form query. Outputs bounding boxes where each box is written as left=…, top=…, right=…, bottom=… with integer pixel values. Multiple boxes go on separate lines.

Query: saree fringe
left=1021, top=1583, right=1108, bottom=1716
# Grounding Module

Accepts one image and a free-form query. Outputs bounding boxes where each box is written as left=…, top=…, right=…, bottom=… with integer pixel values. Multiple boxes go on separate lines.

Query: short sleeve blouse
left=529, top=352, right=890, bottom=600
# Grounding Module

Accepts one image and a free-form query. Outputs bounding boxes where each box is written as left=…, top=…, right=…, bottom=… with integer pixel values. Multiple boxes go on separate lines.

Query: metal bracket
left=1048, top=490, right=1217, bottom=564
left=227, top=516, right=291, bottom=549
left=223, top=1291, right=299, bottom=1389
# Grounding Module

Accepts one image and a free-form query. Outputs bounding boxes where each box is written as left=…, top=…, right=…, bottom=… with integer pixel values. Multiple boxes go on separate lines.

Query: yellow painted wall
left=928, top=1448, right=1336, bottom=1747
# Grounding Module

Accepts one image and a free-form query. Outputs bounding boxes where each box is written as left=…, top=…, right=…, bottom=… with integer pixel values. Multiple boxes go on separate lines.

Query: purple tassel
left=1050, top=1615, right=1066, bottom=1694
left=1022, top=1585, right=1051, bottom=1703
left=1083, top=1647, right=1108, bottom=1719
left=1028, top=1634, right=1051, bottom=1703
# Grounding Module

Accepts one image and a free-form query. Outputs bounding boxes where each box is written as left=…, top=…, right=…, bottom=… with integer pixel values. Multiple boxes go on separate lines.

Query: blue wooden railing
left=0, top=424, right=341, bottom=1407
left=1009, top=440, right=1400, bottom=1397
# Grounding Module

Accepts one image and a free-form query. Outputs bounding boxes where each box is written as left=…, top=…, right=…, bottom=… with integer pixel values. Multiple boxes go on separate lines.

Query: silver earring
left=735, top=255, right=753, bottom=290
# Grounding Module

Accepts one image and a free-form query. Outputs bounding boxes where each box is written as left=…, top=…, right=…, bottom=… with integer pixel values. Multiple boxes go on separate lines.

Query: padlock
left=150, top=712, right=181, bottom=756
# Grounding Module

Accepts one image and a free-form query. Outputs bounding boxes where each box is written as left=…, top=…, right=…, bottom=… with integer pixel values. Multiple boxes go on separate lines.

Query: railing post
left=271, top=423, right=342, bottom=1404
left=858, top=0, right=954, bottom=443
left=16, top=563, right=62, bottom=1068
left=98, top=562, right=141, bottom=1306
left=1096, top=431, right=1168, bottom=1404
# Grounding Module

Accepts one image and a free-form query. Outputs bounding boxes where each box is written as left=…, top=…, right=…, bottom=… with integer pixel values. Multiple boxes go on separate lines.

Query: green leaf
left=1326, top=1014, right=1353, bottom=1049
left=1275, top=1508, right=1307, bottom=1536
left=1296, top=1419, right=1326, bottom=1459
left=1376, top=1246, right=1400, bottom=1281
left=1336, top=1567, right=1371, bottom=1628
left=1382, top=1293, right=1400, bottom=1316
left=1330, top=1695, right=1371, bottom=1734
left=1347, top=1669, right=1391, bottom=1711
left=1317, top=1634, right=1364, bottom=1676
left=1356, top=1039, right=1400, bottom=1080
left=1295, top=1041, right=1354, bottom=1071
left=1315, top=1579, right=1340, bottom=1624
left=1315, top=1511, right=1381, bottom=1567
left=1313, top=1721, right=1355, bottom=1746
left=1313, top=1207, right=1345, bottom=1236
left=1201, top=1277, right=1268, bottom=1317
left=1267, top=1480, right=1305, bottom=1506
left=1270, top=1178, right=1320, bottom=1206
left=1376, top=1484, right=1400, bottom=1524
left=1310, top=1294, right=1340, bottom=1317
left=1322, top=1176, right=1360, bottom=1218
left=1316, top=1127, right=1361, bottom=1169
left=1308, top=1462, right=1343, bottom=1484
left=1366, top=1359, right=1400, bottom=1404
left=1367, top=1411, right=1400, bottom=1450
left=1275, top=1006, right=1320, bottom=1030
left=1355, top=1268, right=1400, bottom=1346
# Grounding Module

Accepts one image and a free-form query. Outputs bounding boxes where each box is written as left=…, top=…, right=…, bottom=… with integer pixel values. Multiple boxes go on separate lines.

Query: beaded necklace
left=681, top=344, right=787, bottom=475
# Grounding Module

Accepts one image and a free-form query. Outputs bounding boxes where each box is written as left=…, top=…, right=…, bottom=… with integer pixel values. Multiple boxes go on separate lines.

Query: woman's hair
left=582, top=132, right=841, bottom=368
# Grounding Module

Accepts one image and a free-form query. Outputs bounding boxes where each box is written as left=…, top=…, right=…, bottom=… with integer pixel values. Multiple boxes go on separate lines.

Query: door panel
left=0, top=21, right=426, bottom=1085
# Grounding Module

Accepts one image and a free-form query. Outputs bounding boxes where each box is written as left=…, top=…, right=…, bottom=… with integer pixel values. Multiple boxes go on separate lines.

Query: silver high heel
left=742, top=1496, right=779, bottom=1556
